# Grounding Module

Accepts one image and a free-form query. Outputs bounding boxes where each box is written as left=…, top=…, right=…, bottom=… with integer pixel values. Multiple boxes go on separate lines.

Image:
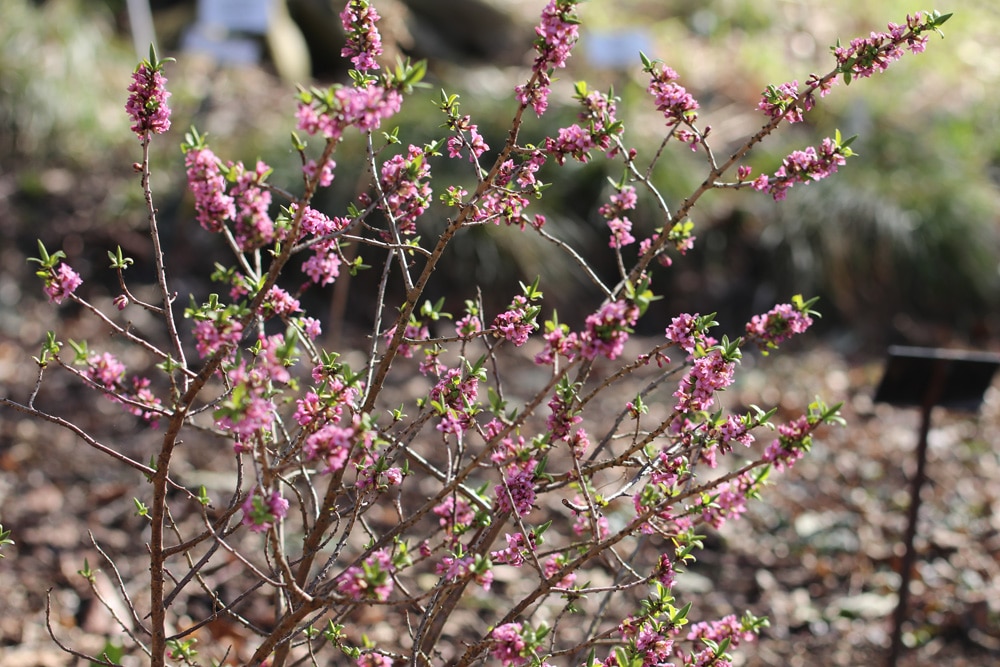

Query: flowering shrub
left=1, top=4, right=950, bottom=666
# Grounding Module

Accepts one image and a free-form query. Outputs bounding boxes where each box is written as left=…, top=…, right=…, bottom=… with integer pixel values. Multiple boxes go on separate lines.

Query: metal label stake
left=873, top=346, right=1000, bottom=667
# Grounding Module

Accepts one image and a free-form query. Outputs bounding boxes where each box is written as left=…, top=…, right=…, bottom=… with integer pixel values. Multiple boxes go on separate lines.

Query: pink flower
left=296, top=84, right=402, bottom=141
left=490, top=622, right=527, bottom=667
left=340, top=0, right=383, bottom=71
left=516, top=0, right=581, bottom=116
left=757, top=80, right=811, bottom=123
left=647, top=63, right=699, bottom=125
left=241, top=488, right=289, bottom=533
left=673, top=349, right=735, bottom=413
left=43, top=263, right=82, bottom=305
left=304, top=422, right=354, bottom=473
left=193, top=318, right=244, bottom=359
left=229, top=160, right=274, bottom=251
left=433, top=495, right=475, bottom=544
left=337, top=549, right=394, bottom=601
left=85, top=352, right=126, bottom=390
left=492, top=295, right=537, bottom=347
left=494, top=469, right=536, bottom=517
left=185, top=147, right=235, bottom=233
left=125, top=62, right=171, bottom=139
left=356, top=653, right=392, bottom=667
left=379, top=145, right=432, bottom=236
left=752, top=136, right=850, bottom=201
left=746, top=302, right=814, bottom=348
left=580, top=300, right=639, bottom=361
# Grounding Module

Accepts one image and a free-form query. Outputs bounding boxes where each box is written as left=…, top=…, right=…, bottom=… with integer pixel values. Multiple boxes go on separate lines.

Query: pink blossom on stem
left=193, top=318, right=244, bottom=360
left=340, top=0, right=383, bottom=71
left=304, top=422, right=354, bottom=473
left=43, top=263, right=82, bottom=305
left=757, top=80, right=812, bottom=123
left=126, top=62, right=171, bottom=139
left=337, top=549, right=394, bottom=601
left=447, top=115, right=490, bottom=162
left=600, top=185, right=638, bottom=248
left=433, top=495, right=475, bottom=542
left=185, top=147, right=235, bottom=233
left=229, top=160, right=274, bottom=251
left=745, top=301, right=814, bottom=349
left=85, top=352, right=126, bottom=390
left=673, top=349, right=735, bottom=413
left=647, top=63, right=699, bottom=126
left=492, top=295, right=537, bottom=347
left=490, top=622, right=527, bottom=667
left=834, top=12, right=937, bottom=81
left=379, top=145, right=432, bottom=237
left=240, top=488, right=289, bottom=533
left=752, top=136, right=851, bottom=201
left=296, top=84, right=402, bottom=141
left=356, top=653, right=392, bottom=667
left=303, top=157, right=335, bottom=187
left=516, top=0, right=581, bottom=116
left=580, top=300, right=639, bottom=361
left=495, top=469, right=536, bottom=517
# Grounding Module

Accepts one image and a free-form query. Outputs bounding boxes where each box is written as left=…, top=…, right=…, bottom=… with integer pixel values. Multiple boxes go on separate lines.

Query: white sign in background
left=197, top=0, right=274, bottom=34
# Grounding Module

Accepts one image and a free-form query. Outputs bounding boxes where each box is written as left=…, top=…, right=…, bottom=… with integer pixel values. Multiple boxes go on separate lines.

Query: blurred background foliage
left=1, top=0, right=998, bottom=353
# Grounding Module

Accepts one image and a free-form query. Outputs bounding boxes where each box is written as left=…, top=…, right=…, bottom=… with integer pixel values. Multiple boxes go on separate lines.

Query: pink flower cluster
left=664, top=312, right=712, bottom=357
left=700, top=473, right=752, bottom=529
left=546, top=389, right=581, bottom=441
left=494, top=468, right=536, bottom=518
left=296, top=84, right=402, bottom=142
left=430, top=366, right=480, bottom=433
left=835, top=13, right=934, bottom=80
left=489, top=531, right=537, bottom=567
left=544, top=90, right=621, bottom=165
left=215, top=341, right=294, bottom=449
left=492, top=295, right=537, bottom=347
left=516, top=0, right=581, bottom=116
left=763, top=415, right=812, bottom=472
left=534, top=320, right=579, bottom=366
left=475, top=152, right=548, bottom=227
left=125, top=63, right=171, bottom=139
left=447, top=115, right=490, bottom=163
left=339, top=0, right=383, bottom=71
left=337, top=548, right=394, bottom=601
left=435, top=553, right=493, bottom=590
left=580, top=300, right=639, bottom=361
left=193, top=317, right=244, bottom=360
left=647, top=63, right=699, bottom=126
left=43, top=263, right=83, bottom=305
left=383, top=320, right=429, bottom=359
left=673, top=349, right=736, bottom=414
left=303, top=415, right=367, bottom=474
left=686, top=614, right=758, bottom=650
left=490, top=622, right=527, bottom=667
left=751, top=136, right=848, bottom=201
left=757, top=80, right=812, bottom=124
left=229, top=160, right=274, bottom=251
left=599, top=185, right=638, bottom=249
left=617, top=615, right=675, bottom=666
left=185, top=147, right=235, bottom=233
left=746, top=302, right=814, bottom=349
left=378, top=144, right=432, bottom=236
left=82, top=351, right=164, bottom=425
left=433, top=495, right=475, bottom=544
left=240, top=488, right=289, bottom=533
left=294, top=204, right=350, bottom=286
